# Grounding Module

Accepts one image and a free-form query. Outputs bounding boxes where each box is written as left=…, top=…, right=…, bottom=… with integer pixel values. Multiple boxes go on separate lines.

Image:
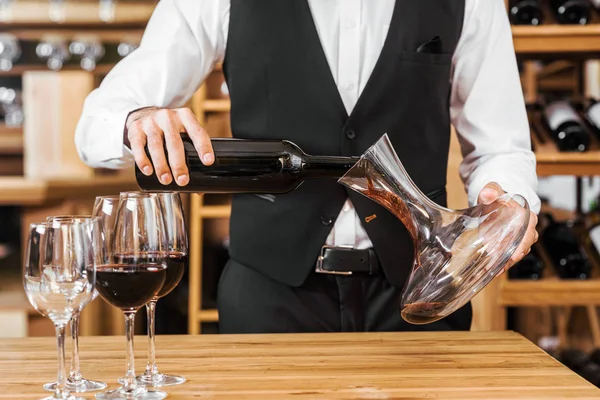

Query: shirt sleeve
left=450, top=0, right=541, bottom=214
left=74, top=0, right=228, bottom=169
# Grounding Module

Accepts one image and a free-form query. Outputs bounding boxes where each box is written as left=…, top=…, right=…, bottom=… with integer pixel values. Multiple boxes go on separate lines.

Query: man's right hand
left=126, top=107, right=214, bottom=187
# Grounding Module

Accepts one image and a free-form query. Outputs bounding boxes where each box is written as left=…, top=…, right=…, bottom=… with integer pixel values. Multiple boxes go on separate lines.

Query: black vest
left=223, top=0, right=465, bottom=287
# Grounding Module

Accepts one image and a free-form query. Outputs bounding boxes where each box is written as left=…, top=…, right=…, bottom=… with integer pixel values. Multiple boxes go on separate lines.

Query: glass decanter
left=338, top=134, right=530, bottom=324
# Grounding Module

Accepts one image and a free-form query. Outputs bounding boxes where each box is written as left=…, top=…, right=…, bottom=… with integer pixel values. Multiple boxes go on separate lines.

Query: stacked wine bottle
left=509, top=205, right=600, bottom=281
left=528, top=98, right=600, bottom=153
left=559, top=348, right=600, bottom=387
left=509, top=0, right=600, bottom=26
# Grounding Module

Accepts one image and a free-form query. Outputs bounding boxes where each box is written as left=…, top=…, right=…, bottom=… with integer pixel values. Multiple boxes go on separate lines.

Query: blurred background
left=1, top=0, right=600, bottom=381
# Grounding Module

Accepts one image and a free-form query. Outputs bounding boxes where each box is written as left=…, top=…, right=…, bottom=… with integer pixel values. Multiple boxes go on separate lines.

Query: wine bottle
left=589, top=349, right=600, bottom=365
left=0, top=86, right=23, bottom=127
left=583, top=197, right=600, bottom=260
left=508, top=246, right=544, bottom=280
left=69, top=38, right=105, bottom=71
left=35, top=38, right=70, bottom=71
left=548, top=0, right=591, bottom=25
left=543, top=100, right=590, bottom=152
left=136, top=136, right=360, bottom=194
left=0, top=34, right=20, bottom=71
left=560, top=348, right=590, bottom=372
left=509, top=0, right=544, bottom=25
left=587, top=99, right=600, bottom=135
left=541, top=214, right=592, bottom=280
left=580, top=362, right=600, bottom=387
left=591, top=0, right=600, bottom=9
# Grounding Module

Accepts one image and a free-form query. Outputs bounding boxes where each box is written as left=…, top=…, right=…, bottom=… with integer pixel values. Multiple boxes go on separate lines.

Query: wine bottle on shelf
left=69, top=38, right=106, bottom=71
left=116, top=41, right=139, bottom=59
left=580, top=362, right=600, bottom=387
left=583, top=197, right=600, bottom=259
left=99, top=0, right=116, bottom=22
left=548, top=0, right=591, bottom=24
left=560, top=349, right=590, bottom=372
left=587, top=99, right=600, bottom=135
left=35, top=39, right=70, bottom=71
left=0, top=34, right=20, bottom=72
left=543, top=100, right=591, bottom=152
left=591, top=0, right=600, bottom=10
left=508, top=246, right=544, bottom=280
left=136, top=135, right=360, bottom=194
left=0, top=86, right=23, bottom=127
left=541, top=214, right=592, bottom=280
left=509, top=0, right=544, bottom=25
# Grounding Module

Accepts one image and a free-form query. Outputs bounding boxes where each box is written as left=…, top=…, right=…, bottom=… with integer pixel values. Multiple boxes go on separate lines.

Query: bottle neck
left=302, top=155, right=361, bottom=178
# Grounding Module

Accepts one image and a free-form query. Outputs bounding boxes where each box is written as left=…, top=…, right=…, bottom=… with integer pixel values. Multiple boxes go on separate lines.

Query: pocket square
left=416, top=36, right=443, bottom=54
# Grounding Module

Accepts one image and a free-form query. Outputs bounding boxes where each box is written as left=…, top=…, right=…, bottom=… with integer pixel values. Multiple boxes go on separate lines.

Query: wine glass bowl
left=23, top=219, right=99, bottom=400
left=134, top=192, right=188, bottom=388
left=95, top=192, right=168, bottom=400
left=338, top=134, right=530, bottom=325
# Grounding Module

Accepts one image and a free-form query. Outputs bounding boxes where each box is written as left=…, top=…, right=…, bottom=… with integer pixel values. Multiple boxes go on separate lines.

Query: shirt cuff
left=467, top=173, right=541, bottom=215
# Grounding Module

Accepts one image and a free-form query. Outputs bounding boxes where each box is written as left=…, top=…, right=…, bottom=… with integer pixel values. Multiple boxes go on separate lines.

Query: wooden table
left=1, top=331, right=599, bottom=399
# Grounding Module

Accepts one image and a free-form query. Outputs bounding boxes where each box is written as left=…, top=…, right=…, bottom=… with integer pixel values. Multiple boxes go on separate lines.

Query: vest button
left=320, top=216, right=333, bottom=226
left=345, top=129, right=356, bottom=140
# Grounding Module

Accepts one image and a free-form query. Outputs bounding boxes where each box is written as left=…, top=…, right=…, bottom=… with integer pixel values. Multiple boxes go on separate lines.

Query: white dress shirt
left=75, top=0, right=541, bottom=250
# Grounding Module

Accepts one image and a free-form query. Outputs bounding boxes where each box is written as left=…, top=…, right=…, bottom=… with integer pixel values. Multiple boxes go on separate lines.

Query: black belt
left=315, top=246, right=381, bottom=276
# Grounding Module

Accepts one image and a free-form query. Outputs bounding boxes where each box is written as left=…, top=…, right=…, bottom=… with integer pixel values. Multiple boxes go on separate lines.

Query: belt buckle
left=315, top=245, right=354, bottom=276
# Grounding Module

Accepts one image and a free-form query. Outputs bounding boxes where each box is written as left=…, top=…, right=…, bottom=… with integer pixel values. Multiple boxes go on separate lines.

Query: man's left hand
left=477, top=182, right=539, bottom=271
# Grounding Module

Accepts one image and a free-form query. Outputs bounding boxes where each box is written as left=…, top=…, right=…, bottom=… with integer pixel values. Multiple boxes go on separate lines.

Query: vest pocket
left=400, top=51, right=453, bottom=65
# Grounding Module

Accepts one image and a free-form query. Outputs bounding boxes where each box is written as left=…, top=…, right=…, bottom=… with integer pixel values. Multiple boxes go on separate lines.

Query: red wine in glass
left=96, top=262, right=166, bottom=311
left=156, top=252, right=187, bottom=299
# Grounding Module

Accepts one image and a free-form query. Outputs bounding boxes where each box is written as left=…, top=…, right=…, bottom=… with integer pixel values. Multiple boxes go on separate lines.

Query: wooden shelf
left=203, top=99, right=230, bottom=113
left=196, top=309, right=219, bottom=323
left=0, top=0, right=154, bottom=27
left=0, top=64, right=117, bottom=77
left=0, top=173, right=137, bottom=206
left=513, top=24, right=600, bottom=54
left=501, top=278, right=600, bottom=306
left=198, top=204, right=231, bottom=219
left=0, top=125, right=23, bottom=154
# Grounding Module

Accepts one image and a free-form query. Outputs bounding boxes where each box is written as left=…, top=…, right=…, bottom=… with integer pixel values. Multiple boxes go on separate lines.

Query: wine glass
left=23, top=218, right=99, bottom=400
left=137, top=192, right=187, bottom=387
left=95, top=192, right=168, bottom=400
left=42, top=216, right=107, bottom=393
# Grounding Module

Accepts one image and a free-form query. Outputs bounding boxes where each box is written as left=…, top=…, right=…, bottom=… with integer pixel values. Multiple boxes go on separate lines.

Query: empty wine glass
left=43, top=216, right=107, bottom=393
left=136, top=192, right=187, bottom=387
left=95, top=192, right=167, bottom=400
left=24, top=218, right=99, bottom=400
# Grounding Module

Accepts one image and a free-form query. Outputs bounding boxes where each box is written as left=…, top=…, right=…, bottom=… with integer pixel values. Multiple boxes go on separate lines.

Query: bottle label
left=545, top=101, right=581, bottom=130
left=590, top=225, right=600, bottom=254
left=588, top=102, right=600, bottom=129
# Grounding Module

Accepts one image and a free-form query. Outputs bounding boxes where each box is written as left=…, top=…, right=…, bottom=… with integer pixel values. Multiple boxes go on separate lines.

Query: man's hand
left=477, top=182, right=539, bottom=271
left=126, top=107, right=215, bottom=186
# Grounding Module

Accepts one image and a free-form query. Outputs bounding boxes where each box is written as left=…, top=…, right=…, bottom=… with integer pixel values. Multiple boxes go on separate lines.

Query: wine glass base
left=44, top=378, right=108, bottom=393
left=137, top=373, right=186, bottom=387
left=119, top=373, right=186, bottom=388
left=41, top=395, right=86, bottom=400
left=95, top=387, right=167, bottom=400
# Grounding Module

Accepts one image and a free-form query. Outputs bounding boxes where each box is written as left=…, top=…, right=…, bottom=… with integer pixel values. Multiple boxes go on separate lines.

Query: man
left=76, top=0, right=540, bottom=334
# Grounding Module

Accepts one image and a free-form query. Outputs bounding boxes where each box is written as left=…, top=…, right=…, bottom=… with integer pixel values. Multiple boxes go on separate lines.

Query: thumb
left=478, top=182, right=504, bottom=205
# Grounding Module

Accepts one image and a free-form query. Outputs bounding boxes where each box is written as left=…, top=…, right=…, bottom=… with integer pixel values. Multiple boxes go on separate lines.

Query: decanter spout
left=338, top=134, right=439, bottom=242
left=339, top=134, right=531, bottom=325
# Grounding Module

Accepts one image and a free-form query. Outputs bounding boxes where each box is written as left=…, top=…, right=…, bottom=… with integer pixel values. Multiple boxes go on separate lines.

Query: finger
left=143, top=120, right=172, bottom=185
left=177, top=108, right=214, bottom=165
left=128, top=121, right=153, bottom=175
left=511, top=226, right=537, bottom=263
left=478, top=181, right=504, bottom=205
left=155, top=110, right=189, bottom=186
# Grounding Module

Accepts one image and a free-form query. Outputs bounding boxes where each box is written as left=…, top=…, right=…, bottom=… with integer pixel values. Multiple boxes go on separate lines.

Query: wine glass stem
left=123, top=311, right=137, bottom=392
left=145, top=300, right=158, bottom=376
left=69, top=313, right=82, bottom=382
left=54, top=324, right=69, bottom=398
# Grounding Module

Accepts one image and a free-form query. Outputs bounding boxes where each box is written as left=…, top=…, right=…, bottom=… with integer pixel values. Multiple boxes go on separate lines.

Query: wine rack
left=0, top=0, right=152, bottom=338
